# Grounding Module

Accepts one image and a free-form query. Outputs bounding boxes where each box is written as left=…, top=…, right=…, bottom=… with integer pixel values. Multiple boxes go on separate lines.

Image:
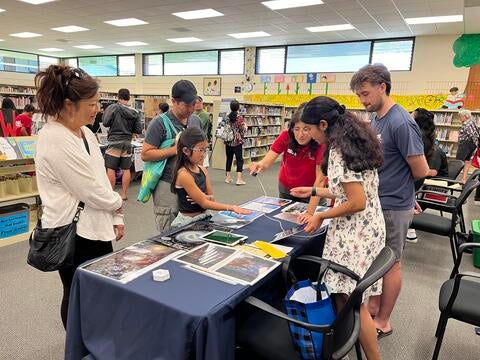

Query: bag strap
left=160, top=113, right=178, bottom=140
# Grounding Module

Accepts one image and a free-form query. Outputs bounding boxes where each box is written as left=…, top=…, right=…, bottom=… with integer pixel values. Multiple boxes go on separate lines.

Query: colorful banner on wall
left=243, top=94, right=448, bottom=112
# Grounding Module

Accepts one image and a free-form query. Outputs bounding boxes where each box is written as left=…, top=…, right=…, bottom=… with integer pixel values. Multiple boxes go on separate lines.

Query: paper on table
left=423, top=179, right=448, bottom=187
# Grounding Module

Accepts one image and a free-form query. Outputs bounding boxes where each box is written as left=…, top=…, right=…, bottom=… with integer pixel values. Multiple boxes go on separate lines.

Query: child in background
left=170, top=127, right=250, bottom=227
left=249, top=103, right=326, bottom=222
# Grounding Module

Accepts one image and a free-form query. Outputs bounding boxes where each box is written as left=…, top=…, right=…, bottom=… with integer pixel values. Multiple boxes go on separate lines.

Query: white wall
left=0, top=35, right=470, bottom=97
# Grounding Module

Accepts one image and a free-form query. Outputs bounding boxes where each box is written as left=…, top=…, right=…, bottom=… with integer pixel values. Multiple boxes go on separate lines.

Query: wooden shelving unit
left=0, top=84, right=36, bottom=111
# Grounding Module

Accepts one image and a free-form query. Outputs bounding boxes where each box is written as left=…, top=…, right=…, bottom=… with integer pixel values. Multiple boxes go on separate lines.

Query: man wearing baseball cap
left=141, top=80, right=202, bottom=231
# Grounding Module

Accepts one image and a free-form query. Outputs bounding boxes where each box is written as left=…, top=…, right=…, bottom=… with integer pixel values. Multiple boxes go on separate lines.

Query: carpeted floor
left=0, top=163, right=479, bottom=359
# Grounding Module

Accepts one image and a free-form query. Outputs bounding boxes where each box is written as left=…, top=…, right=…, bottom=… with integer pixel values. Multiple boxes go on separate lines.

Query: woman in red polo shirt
left=249, top=103, right=326, bottom=219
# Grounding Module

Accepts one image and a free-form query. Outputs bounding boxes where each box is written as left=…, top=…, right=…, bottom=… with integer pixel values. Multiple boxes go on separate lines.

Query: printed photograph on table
left=203, top=77, right=221, bottom=96
left=151, top=221, right=234, bottom=250
left=210, top=212, right=256, bottom=229
left=81, top=240, right=180, bottom=284
left=271, top=225, right=305, bottom=243
left=218, top=209, right=263, bottom=222
left=251, top=196, right=291, bottom=207
left=240, top=200, right=280, bottom=213
left=215, top=251, right=280, bottom=285
left=175, top=243, right=236, bottom=269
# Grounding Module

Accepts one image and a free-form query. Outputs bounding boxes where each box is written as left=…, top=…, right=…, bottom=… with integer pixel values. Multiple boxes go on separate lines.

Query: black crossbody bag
left=27, top=133, right=90, bottom=272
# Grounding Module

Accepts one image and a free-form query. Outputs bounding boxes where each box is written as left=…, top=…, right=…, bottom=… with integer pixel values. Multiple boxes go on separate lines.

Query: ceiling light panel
left=117, top=41, right=148, bottom=46
left=166, top=37, right=203, bottom=43
left=262, top=0, right=323, bottom=10
left=51, top=25, right=89, bottom=33
left=104, top=18, right=148, bottom=27
left=38, top=48, right=63, bottom=52
left=18, top=0, right=56, bottom=4
left=173, top=8, right=224, bottom=20
left=0, top=8, right=5, bottom=12
left=228, top=31, right=271, bottom=39
left=306, top=24, right=355, bottom=32
left=10, top=32, right=42, bottom=38
left=74, top=45, right=103, bottom=49
left=405, top=15, right=463, bottom=25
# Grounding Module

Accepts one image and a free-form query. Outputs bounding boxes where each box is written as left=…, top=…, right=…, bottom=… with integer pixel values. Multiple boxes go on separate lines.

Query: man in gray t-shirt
left=351, top=64, right=428, bottom=339
left=141, top=80, right=201, bottom=231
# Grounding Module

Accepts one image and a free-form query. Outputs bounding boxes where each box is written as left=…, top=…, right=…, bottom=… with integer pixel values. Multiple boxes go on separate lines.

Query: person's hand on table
left=114, top=224, right=125, bottom=241
left=231, top=205, right=251, bottom=215
left=298, top=211, right=313, bottom=224
left=304, top=214, right=323, bottom=233
left=290, top=187, right=312, bottom=198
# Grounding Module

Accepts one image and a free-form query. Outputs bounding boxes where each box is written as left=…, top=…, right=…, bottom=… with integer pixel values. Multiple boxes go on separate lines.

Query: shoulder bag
left=27, top=132, right=90, bottom=272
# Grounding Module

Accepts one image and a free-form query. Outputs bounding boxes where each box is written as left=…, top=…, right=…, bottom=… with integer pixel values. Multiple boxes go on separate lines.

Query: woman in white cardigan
left=34, top=65, right=124, bottom=329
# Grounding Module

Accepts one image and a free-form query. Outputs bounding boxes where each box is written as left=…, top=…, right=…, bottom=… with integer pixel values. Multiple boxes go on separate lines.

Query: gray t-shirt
left=144, top=110, right=201, bottom=182
left=371, top=104, right=424, bottom=211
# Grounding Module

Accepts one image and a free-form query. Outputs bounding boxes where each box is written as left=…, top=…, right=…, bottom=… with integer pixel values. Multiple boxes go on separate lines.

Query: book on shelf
left=434, top=113, right=453, bottom=126
left=448, top=130, right=459, bottom=141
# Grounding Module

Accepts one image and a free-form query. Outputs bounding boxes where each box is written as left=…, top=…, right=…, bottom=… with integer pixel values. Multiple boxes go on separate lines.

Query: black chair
left=411, top=178, right=480, bottom=263
left=418, top=169, right=480, bottom=233
left=446, top=159, right=464, bottom=180
left=432, top=242, right=480, bottom=360
left=236, top=247, right=395, bottom=360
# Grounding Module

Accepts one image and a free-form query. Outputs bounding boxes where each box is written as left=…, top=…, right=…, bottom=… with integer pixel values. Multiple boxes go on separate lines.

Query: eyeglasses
left=190, top=148, right=208, bottom=154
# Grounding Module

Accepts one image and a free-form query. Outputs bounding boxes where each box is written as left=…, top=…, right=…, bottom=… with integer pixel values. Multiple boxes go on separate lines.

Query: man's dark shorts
left=105, top=141, right=132, bottom=170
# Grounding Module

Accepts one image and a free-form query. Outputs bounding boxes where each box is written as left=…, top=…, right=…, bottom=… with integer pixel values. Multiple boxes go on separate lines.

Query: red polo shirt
left=271, top=130, right=325, bottom=190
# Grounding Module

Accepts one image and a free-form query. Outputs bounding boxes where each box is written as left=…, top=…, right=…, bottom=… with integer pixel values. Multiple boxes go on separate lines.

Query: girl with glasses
left=170, top=127, right=250, bottom=227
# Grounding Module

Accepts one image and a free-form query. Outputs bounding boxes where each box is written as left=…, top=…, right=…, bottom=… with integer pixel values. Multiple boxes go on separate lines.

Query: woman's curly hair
left=301, top=96, right=383, bottom=175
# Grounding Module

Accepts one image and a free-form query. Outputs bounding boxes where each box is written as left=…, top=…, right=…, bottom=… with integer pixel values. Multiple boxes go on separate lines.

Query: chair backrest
left=455, top=178, right=480, bottom=208
left=447, top=160, right=464, bottom=180
left=324, top=247, right=396, bottom=359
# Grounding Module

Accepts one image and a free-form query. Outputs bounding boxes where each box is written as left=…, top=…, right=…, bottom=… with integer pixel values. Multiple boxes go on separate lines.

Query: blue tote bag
left=284, top=277, right=336, bottom=359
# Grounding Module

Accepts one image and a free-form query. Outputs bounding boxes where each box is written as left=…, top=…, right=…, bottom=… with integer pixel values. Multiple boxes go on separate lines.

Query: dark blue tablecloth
left=65, top=210, right=326, bottom=360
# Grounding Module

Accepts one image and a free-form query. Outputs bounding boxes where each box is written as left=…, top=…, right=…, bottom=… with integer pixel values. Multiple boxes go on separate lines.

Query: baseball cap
left=172, top=80, right=197, bottom=105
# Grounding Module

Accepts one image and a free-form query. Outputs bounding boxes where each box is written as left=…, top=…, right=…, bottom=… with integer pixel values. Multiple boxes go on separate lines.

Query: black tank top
left=177, top=168, right=207, bottom=213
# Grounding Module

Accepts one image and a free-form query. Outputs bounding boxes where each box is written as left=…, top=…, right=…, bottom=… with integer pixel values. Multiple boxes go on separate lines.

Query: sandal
left=376, top=328, right=393, bottom=340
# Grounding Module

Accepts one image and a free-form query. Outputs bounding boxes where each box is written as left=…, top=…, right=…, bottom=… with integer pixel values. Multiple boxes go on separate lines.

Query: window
left=143, top=54, right=163, bottom=75
left=64, top=58, right=78, bottom=68
left=164, top=50, right=218, bottom=75
left=286, top=42, right=371, bottom=73
left=220, top=49, right=244, bottom=74
left=0, top=50, right=38, bottom=73
left=118, top=55, right=135, bottom=76
left=256, top=47, right=285, bottom=74
left=78, top=56, right=117, bottom=76
left=39, top=56, right=59, bottom=71
left=371, top=39, right=414, bottom=71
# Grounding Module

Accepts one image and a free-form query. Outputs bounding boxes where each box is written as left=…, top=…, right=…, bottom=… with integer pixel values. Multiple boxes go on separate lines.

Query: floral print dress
left=322, top=148, right=385, bottom=300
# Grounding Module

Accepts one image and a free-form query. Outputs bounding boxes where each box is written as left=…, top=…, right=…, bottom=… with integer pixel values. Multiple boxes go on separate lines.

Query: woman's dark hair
left=413, top=107, right=435, bottom=160
left=302, top=96, right=383, bottom=175
left=1, top=97, right=16, bottom=111
left=171, top=127, right=207, bottom=194
left=159, top=102, right=169, bottom=113
left=35, top=65, right=99, bottom=119
left=287, top=102, right=318, bottom=157
left=228, top=99, right=240, bottom=123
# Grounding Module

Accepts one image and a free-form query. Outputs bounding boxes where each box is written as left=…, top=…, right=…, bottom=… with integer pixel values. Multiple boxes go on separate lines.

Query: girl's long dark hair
left=287, top=102, right=318, bottom=157
left=170, top=127, right=207, bottom=194
left=228, top=99, right=240, bottom=123
left=301, top=96, right=383, bottom=175
left=413, top=108, right=435, bottom=160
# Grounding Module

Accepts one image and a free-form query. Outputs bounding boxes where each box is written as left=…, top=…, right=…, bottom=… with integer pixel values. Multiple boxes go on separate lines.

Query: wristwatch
left=311, top=187, right=317, bottom=197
